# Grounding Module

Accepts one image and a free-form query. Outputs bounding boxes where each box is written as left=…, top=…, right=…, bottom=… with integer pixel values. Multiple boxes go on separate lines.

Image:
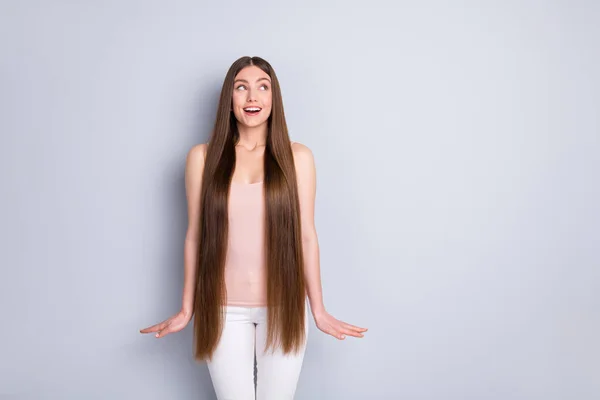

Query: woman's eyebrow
left=234, top=77, right=271, bottom=84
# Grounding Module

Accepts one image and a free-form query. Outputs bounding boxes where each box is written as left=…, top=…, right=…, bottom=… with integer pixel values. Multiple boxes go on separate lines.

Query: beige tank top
left=223, top=141, right=295, bottom=307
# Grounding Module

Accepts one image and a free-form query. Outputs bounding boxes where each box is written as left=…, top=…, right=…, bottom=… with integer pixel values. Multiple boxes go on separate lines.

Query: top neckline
left=229, top=140, right=296, bottom=187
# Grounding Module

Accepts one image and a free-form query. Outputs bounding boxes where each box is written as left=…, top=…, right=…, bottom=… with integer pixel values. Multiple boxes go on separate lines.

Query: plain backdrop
left=1, top=1, right=598, bottom=399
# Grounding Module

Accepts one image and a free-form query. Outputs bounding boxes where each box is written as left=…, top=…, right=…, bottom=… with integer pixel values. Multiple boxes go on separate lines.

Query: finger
left=331, top=329, right=345, bottom=340
left=333, top=322, right=365, bottom=338
left=140, top=320, right=168, bottom=334
left=340, top=328, right=364, bottom=338
left=341, top=322, right=368, bottom=332
left=156, top=323, right=173, bottom=338
left=140, top=324, right=161, bottom=333
left=320, top=324, right=343, bottom=340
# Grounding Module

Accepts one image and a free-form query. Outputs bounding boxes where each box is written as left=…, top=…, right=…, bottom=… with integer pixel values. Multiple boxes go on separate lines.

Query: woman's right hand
left=139, top=309, right=192, bottom=338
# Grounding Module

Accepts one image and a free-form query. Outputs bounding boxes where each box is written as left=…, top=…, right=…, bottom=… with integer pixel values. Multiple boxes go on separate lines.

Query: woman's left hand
left=313, top=310, right=368, bottom=340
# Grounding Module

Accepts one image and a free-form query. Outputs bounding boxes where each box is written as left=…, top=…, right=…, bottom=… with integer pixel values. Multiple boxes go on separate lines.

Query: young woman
left=140, top=56, right=367, bottom=399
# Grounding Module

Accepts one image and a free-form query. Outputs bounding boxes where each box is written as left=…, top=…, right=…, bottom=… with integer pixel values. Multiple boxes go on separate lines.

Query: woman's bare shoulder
left=290, top=140, right=316, bottom=176
left=185, top=143, right=208, bottom=178
left=290, top=140, right=313, bottom=158
left=187, top=143, right=208, bottom=165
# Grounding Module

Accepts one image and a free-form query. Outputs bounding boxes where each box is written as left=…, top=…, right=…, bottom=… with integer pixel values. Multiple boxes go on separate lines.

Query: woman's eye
left=235, top=84, right=268, bottom=91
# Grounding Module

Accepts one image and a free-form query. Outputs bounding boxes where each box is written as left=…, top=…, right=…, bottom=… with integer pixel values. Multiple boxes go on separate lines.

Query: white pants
left=206, top=305, right=309, bottom=400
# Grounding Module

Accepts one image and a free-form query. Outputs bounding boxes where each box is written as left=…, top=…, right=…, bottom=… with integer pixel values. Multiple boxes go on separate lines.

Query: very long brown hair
left=193, top=56, right=306, bottom=361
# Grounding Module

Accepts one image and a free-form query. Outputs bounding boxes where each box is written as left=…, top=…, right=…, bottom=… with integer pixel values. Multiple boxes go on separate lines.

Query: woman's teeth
left=243, top=107, right=261, bottom=116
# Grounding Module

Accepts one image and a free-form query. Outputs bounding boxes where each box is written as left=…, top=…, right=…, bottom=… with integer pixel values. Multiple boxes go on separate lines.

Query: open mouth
left=243, top=106, right=262, bottom=116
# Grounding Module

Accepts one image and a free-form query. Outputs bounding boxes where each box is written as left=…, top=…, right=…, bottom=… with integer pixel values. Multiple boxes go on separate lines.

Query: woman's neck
left=236, top=123, right=268, bottom=148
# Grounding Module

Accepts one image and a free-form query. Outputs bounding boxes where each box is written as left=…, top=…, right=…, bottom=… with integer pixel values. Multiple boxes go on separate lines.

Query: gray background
left=1, top=1, right=598, bottom=399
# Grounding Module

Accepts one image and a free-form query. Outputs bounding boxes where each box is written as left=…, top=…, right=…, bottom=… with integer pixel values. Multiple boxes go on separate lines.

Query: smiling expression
left=232, top=65, right=273, bottom=129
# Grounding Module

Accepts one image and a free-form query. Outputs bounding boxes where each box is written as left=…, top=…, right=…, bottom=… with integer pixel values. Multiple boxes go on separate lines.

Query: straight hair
left=193, top=56, right=306, bottom=361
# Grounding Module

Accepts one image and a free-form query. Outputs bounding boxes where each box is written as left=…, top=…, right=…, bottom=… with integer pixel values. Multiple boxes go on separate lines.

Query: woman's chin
left=238, top=119, right=268, bottom=129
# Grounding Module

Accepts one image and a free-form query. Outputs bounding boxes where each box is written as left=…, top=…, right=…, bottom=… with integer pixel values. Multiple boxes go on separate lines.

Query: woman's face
left=232, top=66, right=273, bottom=129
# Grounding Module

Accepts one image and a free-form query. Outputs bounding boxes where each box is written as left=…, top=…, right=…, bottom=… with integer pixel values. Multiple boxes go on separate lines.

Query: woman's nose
left=246, top=88, right=257, bottom=101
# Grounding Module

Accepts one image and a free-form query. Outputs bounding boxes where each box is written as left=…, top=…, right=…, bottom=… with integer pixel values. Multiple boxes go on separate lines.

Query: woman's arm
left=292, top=142, right=368, bottom=340
left=140, top=144, right=206, bottom=338
left=181, top=143, right=207, bottom=317
left=292, top=143, right=326, bottom=316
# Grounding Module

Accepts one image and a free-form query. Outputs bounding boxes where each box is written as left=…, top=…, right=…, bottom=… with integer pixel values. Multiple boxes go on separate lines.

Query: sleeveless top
left=223, top=141, right=296, bottom=307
